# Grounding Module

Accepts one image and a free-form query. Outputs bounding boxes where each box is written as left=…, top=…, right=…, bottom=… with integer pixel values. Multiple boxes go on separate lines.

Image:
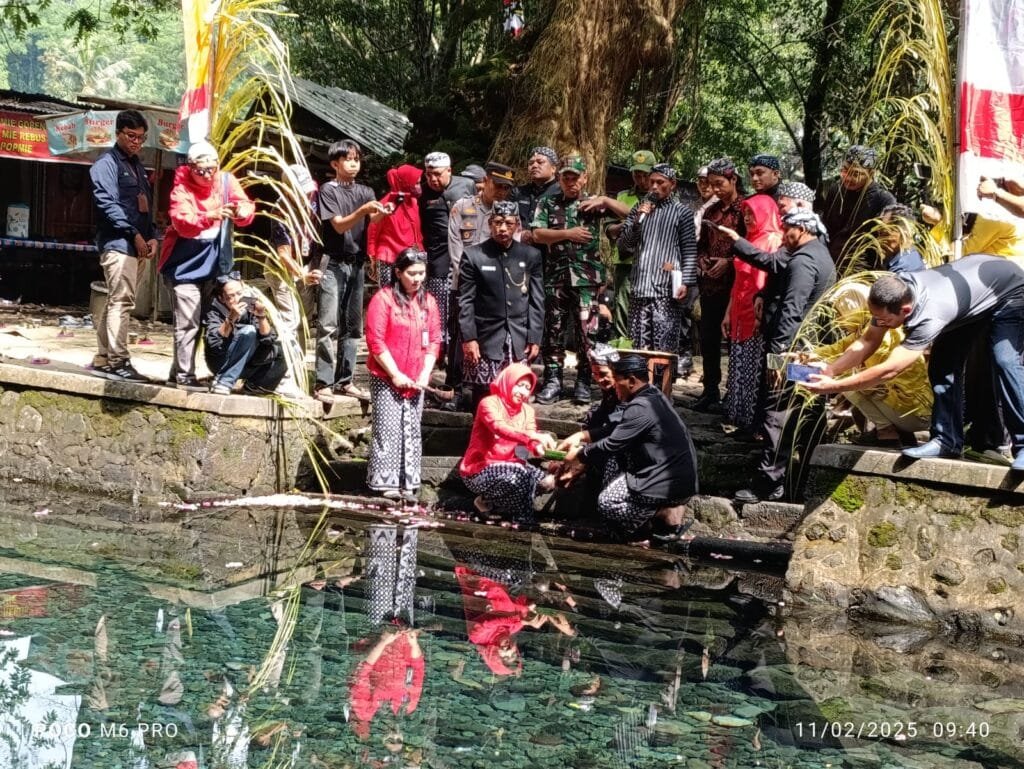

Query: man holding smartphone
left=719, top=211, right=835, bottom=503
left=159, top=141, right=255, bottom=388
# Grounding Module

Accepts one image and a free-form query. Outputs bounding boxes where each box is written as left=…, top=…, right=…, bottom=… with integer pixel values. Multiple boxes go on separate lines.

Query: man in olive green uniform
left=531, top=156, right=605, bottom=404
left=606, top=149, right=656, bottom=340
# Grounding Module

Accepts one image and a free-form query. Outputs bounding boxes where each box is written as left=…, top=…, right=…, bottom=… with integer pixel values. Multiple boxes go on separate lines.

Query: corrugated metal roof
left=0, top=89, right=97, bottom=115
left=285, top=76, right=412, bottom=157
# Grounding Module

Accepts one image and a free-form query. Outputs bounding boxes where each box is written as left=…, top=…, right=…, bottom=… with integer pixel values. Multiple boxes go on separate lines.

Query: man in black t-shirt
left=313, top=140, right=385, bottom=403
left=804, top=254, right=1024, bottom=469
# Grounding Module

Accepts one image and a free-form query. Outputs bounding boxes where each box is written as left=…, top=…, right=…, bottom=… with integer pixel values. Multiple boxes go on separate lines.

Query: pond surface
left=0, top=482, right=1022, bottom=769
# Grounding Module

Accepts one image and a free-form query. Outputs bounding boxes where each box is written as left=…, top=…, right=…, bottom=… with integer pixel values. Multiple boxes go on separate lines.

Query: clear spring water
left=0, top=482, right=1021, bottom=769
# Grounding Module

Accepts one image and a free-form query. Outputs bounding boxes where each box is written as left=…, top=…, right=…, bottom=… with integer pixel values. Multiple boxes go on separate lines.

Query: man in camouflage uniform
left=531, top=156, right=605, bottom=405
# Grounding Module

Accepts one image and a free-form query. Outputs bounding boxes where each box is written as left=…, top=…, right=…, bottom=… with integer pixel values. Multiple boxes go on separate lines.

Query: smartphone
left=786, top=362, right=823, bottom=383
left=395, top=192, right=407, bottom=206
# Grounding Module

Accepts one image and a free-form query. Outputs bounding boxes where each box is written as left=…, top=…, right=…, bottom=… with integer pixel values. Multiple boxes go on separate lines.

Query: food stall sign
left=0, top=111, right=66, bottom=161
left=43, top=109, right=188, bottom=155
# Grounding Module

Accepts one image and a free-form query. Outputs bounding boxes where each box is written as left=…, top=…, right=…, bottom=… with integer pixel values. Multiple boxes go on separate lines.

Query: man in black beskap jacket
left=565, top=355, right=698, bottom=540
left=722, top=210, right=835, bottom=503
left=458, top=201, right=545, bottom=407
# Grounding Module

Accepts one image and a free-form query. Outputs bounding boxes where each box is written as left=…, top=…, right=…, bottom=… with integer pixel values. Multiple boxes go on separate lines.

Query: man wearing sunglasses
left=89, top=110, right=156, bottom=382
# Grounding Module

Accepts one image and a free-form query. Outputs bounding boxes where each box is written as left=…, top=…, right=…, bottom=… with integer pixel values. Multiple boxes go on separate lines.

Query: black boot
left=573, top=368, right=591, bottom=405
left=535, top=376, right=563, bottom=405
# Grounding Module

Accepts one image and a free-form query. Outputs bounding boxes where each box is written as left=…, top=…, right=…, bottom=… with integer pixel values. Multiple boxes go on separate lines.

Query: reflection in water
left=350, top=525, right=424, bottom=746
left=0, top=494, right=1023, bottom=768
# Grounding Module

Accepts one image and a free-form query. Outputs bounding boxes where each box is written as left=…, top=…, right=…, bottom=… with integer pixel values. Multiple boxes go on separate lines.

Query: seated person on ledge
left=563, top=354, right=698, bottom=541
left=458, top=363, right=556, bottom=523
left=204, top=276, right=287, bottom=395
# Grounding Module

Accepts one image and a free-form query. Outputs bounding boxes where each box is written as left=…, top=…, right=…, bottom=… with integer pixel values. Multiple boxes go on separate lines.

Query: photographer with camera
left=159, top=141, right=255, bottom=389
left=367, top=163, right=424, bottom=288
left=203, top=277, right=286, bottom=396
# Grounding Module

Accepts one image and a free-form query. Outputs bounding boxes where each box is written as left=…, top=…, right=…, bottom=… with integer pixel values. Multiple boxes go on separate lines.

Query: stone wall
left=788, top=446, right=1024, bottom=640
left=0, top=384, right=315, bottom=501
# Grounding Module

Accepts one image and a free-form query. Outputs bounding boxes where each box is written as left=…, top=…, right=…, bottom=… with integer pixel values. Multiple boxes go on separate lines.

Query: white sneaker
left=274, top=382, right=308, bottom=400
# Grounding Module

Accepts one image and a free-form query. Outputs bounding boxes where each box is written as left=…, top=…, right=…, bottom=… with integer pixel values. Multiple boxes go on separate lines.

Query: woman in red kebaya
left=349, top=625, right=424, bottom=739
left=722, top=193, right=778, bottom=432
left=455, top=566, right=573, bottom=676
left=364, top=248, right=441, bottom=502
left=458, top=363, right=556, bottom=522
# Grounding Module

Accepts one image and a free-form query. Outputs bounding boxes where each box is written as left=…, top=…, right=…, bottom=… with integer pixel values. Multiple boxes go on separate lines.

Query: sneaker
left=106, top=362, right=150, bottom=383
left=734, top=485, right=784, bottom=504
left=966, top=447, right=1013, bottom=466
left=168, top=374, right=205, bottom=392
left=92, top=363, right=115, bottom=379
left=273, top=381, right=308, bottom=400
left=210, top=382, right=232, bottom=395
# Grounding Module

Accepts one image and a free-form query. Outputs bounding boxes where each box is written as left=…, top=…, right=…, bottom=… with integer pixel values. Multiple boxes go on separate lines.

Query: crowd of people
left=88, top=108, right=1024, bottom=539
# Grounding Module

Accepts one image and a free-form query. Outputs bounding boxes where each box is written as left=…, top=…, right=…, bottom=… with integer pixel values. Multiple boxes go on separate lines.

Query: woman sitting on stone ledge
left=203, top=276, right=287, bottom=395
left=458, top=363, right=556, bottom=523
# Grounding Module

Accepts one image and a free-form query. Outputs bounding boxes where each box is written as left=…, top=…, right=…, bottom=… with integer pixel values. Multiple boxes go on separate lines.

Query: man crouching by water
left=204, top=276, right=287, bottom=395
left=562, top=354, right=698, bottom=542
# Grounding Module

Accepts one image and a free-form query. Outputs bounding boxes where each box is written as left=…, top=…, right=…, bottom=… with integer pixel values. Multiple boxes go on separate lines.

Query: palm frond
left=853, top=0, right=953, bottom=245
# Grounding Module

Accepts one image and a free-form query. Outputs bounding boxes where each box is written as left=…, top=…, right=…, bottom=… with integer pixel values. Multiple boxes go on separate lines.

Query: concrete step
left=736, top=500, right=807, bottom=540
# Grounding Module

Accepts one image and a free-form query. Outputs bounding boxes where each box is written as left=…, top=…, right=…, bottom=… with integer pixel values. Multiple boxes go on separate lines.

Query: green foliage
left=0, top=0, right=184, bottom=106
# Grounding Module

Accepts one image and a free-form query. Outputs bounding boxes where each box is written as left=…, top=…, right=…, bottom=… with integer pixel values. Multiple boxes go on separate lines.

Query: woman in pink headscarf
left=722, top=194, right=780, bottom=432
left=458, top=362, right=555, bottom=522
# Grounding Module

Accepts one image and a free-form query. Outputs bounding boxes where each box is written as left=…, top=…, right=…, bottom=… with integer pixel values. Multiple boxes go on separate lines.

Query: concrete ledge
left=809, top=443, right=1024, bottom=496
left=0, top=359, right=368, bottom=420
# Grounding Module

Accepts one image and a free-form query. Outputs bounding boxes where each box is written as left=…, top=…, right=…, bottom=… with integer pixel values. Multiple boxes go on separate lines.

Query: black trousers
left=756, top=380, right=827, bottom=493
left=445, top=289, right=464, bottom=389
left=698, top=291, right=730, bottom=396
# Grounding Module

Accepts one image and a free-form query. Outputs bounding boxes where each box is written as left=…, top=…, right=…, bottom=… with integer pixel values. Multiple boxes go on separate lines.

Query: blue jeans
left=210, top=325, right=286, bottom=391
left=930, top=298, right=1024, bottom=453
left=315, top=258, right=364, bottom=388
left=990, top=298, right=1024, bottom=453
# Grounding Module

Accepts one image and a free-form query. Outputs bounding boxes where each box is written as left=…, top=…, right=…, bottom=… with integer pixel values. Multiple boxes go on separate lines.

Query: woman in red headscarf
left=367, top=164, right=423, bottom=288
left=452, top=565, right=575, bottom=677
left=458, top=362, right=555, bottom=522
left=722, top=193, right=780, bottom=432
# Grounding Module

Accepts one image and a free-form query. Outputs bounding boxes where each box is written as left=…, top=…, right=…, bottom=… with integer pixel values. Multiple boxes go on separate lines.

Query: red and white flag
left=180, top=0, right=216, bottom=142
left=958, top=0, right=1024, bottom=215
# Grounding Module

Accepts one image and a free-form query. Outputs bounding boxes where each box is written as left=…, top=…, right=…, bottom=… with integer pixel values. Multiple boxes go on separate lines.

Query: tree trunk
left=801, top=0, right=845, bottom=190
left=491, top=0, right=687, bottom=191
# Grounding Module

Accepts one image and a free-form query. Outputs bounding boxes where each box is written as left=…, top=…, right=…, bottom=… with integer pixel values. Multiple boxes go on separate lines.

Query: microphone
left=637, top=192, right=659, bottom=225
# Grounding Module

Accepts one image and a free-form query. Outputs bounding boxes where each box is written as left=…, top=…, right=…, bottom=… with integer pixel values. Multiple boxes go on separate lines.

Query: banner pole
left=952, top=0, right=969, bottom=260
